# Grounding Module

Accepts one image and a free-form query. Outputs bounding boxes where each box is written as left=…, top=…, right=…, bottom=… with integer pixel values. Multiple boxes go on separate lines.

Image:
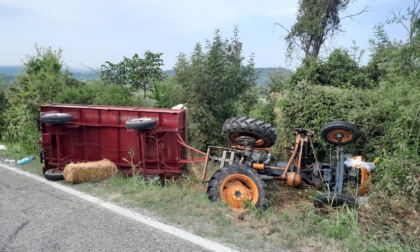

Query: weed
left=122, top=149, right=141, bottom=177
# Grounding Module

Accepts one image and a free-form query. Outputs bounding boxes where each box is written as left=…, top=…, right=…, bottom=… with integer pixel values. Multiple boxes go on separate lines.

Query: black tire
left=222, top=117, right=276, bottom=148
left=44, top=168, right=64, bottom=181
left=207, top=164, right=269, bottom=210
left=320, top=121, right=359, bottom=145
left=126, top=118, right=157, bottom=130
left=314, top=192, right=357, bottom=210
left=40, top=113, right=72, bottom=124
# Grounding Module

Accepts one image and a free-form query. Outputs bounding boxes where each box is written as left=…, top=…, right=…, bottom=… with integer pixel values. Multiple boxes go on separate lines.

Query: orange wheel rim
left=220, top=174, right=259, bottom=210
left=230, top=133, right=265, bottom=147
left=326, top=129, right=354, bottom=144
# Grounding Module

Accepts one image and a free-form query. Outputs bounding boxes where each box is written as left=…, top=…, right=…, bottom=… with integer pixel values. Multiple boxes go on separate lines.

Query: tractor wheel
left=40, top=113, right=72, bottom=124
left=320, top=121, right=359, bottom=145
left=207, top=164, right=269, bottom=210
left=222, top=117, right=276, bottom=148
left=44, top=168, right=64, bottom=181
left=314, top=192, right=357, bottom=211
left=126, top=118, right=157, bottom=130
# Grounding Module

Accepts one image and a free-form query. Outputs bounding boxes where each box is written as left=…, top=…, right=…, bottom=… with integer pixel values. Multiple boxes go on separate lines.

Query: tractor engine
left=250, top=150, right=271, bottom=164
left=236, top=135, right=271, bottom=165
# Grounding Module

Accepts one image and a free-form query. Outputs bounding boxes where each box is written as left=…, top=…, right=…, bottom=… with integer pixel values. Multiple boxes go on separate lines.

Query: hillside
left=0, top=66, right=291, bottom=87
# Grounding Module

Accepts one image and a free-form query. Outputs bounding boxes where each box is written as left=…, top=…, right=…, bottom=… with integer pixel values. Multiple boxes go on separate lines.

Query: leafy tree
left=100, top=51, right=165, bottom=102
left=284, top=0, right=364, bottom=59
left=174, top=27, right=258, bottom=148
left=3, top=45, right=82, bottom=151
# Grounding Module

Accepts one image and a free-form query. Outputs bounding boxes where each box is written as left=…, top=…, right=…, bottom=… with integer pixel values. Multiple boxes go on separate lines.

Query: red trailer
left=39, top=104, right=207, bottom=179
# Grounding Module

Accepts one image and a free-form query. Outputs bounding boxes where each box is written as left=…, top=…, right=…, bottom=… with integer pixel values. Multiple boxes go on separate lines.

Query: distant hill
left=0, top=66, right=291, bottom=87
left=0, top=65, right=25, bottom=75
left=164, top=67, right=291, bottom=86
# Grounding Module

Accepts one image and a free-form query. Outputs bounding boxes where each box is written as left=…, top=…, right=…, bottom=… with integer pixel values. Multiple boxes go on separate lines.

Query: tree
left=387, top=0, right=420, bottom=44
left=283, top=0, right=365, bottom=59
left=3, top=45, right=82, bottom=151
left=100, top=51, right=165, bottom=102
left=174, top=27, right=258, bottom=148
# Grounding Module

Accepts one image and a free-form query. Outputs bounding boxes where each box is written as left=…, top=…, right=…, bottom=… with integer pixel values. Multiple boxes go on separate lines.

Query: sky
left=0, top=0, right=413, bottom=70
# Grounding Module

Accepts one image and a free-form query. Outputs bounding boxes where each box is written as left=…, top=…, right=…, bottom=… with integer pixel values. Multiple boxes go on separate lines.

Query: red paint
left=39, top=104, right=205, bottom=178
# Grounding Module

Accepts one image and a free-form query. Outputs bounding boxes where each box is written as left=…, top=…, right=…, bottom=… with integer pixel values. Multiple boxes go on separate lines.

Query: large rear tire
left=207, top=164, right=269, bottom=210
left=222, top=117, right=276, bottom=148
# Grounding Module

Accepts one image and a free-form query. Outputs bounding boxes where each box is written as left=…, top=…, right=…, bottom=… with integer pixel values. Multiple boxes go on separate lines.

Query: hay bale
left=63, top=159, right=118, bottom=184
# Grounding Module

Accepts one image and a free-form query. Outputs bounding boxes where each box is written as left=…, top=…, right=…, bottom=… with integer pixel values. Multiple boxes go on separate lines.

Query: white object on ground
left=0, top=145, right=7, bottom=150
left=344, top=156, right=376, bottom=171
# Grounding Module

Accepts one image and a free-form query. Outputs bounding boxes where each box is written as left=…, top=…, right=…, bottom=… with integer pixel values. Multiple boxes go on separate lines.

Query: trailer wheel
left=222, top=117, right=276, bottom=148
left=207, top=164, right=269, bottom=210
left=320, top=121, right=359, bottom=145
left=126, top=118, right=157, bottom=130
left=40, top=113, right=72, bottom=124
left=314, top=192, right=357, bottom=211
left=44, top=168, right=64, bottom=181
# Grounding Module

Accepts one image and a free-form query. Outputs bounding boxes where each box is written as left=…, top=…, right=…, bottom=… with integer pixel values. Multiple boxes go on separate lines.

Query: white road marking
left=0, top=164, right=238, bottom=252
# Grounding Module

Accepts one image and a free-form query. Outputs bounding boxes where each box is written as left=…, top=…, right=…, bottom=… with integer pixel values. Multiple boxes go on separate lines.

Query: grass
left=1, top=142, right=419, bottom=251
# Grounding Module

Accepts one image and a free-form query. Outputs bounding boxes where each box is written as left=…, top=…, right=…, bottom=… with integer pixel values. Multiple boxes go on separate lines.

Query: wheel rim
left=230, top=133, right=265, bottom=147
left=131, top=118, right=152, bottom=122
left=47, top=168, right=62, bottom=174
left=220, top=174, right=259, bottom=210
left=324, top=129, right=355, bottom=144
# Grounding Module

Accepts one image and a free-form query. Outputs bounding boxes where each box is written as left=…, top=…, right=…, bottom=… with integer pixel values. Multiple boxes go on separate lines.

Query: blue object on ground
left=17, top=156, right=35, bottom=165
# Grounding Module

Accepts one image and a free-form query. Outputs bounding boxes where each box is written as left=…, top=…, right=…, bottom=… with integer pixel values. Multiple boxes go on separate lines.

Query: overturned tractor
left=204, top=117, right=373, bottom=210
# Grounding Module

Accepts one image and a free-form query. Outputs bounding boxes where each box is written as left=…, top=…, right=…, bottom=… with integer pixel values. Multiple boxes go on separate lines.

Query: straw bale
left=63, top=159, right=118, bottom=184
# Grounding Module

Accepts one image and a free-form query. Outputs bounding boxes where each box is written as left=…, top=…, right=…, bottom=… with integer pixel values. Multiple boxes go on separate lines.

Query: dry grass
left=357, top=193, right=420, bottom=246
left=63, top=159, right=118, bottom=184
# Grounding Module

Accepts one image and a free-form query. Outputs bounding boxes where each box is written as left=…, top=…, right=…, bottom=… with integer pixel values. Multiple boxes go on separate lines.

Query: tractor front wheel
left=207, top=164, right=268, bottom=210
left=314, top=192, right=357, bottom=211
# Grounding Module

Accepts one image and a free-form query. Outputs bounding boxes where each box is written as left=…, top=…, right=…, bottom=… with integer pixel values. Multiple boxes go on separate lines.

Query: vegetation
left=173, top=27, right=258, bottom=148
left=0, top=1, right=419, bottom=251
left=100, top=51, right=165, bottom=103
left=283, top=0, right=366, bottom=59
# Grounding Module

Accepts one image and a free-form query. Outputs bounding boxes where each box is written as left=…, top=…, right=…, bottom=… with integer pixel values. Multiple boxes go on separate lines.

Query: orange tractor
left=204, top=117, right=372, bottom=210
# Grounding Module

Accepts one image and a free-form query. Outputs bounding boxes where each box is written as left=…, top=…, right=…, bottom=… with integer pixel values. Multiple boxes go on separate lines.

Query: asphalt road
left=0, top=163, right=233, bottom=252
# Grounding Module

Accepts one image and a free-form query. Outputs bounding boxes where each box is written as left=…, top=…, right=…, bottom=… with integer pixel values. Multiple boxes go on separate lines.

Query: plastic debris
left=17, top=156, right=35, bottom=165
left=0, top=145, right=7, bottom=150
left=4, top=159, right=16, bottom=163
left=171, top=104, right=187, bottom=110
left=344, top=156, right=376, bottom=171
